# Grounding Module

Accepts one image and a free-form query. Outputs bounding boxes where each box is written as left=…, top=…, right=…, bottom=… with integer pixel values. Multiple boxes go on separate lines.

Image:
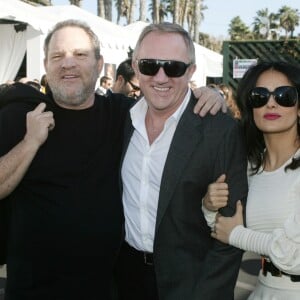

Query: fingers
left=32, top=102, right=47, bottom=114
left=222, top=101, right=228, bottom=113
left=236, top=200, right=244, bottom=225
left=25, top=103, right=55, bottom=146
left=193, top=97, right=205, bottom=115
left=236, top=200, right=242, bottom=209
left=216, top=174, right=226, bottom=183
left=192, top=86, right=218, bottom=117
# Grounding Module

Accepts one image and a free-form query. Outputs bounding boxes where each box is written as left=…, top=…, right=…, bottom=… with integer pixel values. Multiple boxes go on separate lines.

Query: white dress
left=229, top=152, right=300, bottom=299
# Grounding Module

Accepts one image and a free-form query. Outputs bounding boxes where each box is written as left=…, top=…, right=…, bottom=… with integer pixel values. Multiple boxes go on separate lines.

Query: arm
left=197, top=121, right=248, bottom=297
left=218, top=208, right=300, bottom=275
left=193, top=86, right=227, bottom=117
left=0, top=103, right=54, bottom=199
left=213, top=177, right=300, bottom=275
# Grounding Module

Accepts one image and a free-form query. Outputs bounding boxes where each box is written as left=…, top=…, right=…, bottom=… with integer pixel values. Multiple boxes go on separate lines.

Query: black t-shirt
left=0, top=85, right=131, bottom=299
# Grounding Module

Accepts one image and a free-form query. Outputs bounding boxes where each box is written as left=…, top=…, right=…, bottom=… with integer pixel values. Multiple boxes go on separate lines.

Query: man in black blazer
left=116, top=22, right=248, bottom=300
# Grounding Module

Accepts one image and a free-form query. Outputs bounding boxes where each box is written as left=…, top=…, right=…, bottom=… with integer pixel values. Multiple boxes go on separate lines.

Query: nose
left=134, top=90, right=141, bottom=98
left=153, top=66, right=169, bottom=81
left=266, top=94, right=277, bottom=107
left=61, top=55, right=76, bottom=69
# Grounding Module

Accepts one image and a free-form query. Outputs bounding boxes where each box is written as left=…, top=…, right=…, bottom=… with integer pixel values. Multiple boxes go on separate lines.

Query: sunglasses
left=249, top=86, right=298, bottom=108
left=127, top=80, right=140, bottom=91
left=137, top=59, right=191, bottom=77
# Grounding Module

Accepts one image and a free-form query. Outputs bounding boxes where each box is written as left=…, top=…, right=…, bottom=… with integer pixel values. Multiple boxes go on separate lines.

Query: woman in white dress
left=203, top=61, right=300, bottom=299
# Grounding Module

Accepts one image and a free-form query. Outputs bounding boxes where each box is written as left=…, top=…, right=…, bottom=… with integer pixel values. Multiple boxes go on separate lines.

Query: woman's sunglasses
left=249, top=86, right=298, bottom=108
left=137, top=59, right=191, bottom=77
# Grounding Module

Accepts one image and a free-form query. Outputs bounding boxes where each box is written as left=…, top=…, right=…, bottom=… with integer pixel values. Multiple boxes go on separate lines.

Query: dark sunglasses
left=137, top=59, right=191, bottom=77
left=127, top=80, right=140, bottom=91
left=249, top=86, right=298, bottom=108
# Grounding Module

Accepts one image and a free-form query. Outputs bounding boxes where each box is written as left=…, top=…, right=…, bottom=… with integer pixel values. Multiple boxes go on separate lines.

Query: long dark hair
left=236, top=61, right=300, bottom=174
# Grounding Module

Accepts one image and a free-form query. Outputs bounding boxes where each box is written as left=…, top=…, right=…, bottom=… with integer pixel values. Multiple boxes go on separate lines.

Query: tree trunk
left=152, top=0, right=160, bottom=23
left=128, top=0, right=137, bottom=24
left=104, top=0, right=112, bottom=21
left=139, top=0, right=147, bottom=22
left=180, top=0, right=189, bottom=26
left=97, top=0, right=105, bottom=18
left=69, top=0, right=82, bottom=6
left=173, top=0, right=180, bottom=24
left=193, top=0, right=201, bottom=43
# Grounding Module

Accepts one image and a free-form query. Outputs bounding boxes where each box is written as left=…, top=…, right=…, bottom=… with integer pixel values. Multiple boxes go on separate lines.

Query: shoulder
left=1, top=82, right=52, bottom=111
left=193, top=109, right=242, bottom=135
left=95, top=93, right=133, bottom=111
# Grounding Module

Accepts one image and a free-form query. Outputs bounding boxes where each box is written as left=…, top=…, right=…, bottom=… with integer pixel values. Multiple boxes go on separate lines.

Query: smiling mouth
left=62, top=75, right=78, bottom=79
left=154, top=86, right=170, bottom=92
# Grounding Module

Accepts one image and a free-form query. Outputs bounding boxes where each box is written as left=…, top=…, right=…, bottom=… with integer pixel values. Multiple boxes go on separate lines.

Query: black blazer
left=122, top=94, right=248, bottom=300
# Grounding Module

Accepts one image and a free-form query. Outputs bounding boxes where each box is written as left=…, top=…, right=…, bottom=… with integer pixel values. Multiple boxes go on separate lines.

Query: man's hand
left=203, top=174, right=228, bottom=211
left=24, top=103, right=55, bottom=148
left=211, top=201, right=244, bottom=244
left=193, top=86, right=227, bottom=117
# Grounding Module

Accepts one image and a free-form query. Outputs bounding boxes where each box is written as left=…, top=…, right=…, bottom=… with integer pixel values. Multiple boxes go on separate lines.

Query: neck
left=263, top=133, right=299, bottom=171
left=145, top=109, right=169, bottom=145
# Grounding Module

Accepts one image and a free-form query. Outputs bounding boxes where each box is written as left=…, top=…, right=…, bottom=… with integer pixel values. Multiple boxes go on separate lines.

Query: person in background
left=96, top=75, right=113, bottom=95
left=203, top=61, right=300, bottom=300
left=17, top=77, right=41, bottom=91
left=116, top=22, right=248, bottom=300
left=40, top=74, right=49, bottom=94
left=218, top=83, right=241, bottom=119
left=109, top=58, right=141, bottom=100
left=0, top=19, right=226, bottom=300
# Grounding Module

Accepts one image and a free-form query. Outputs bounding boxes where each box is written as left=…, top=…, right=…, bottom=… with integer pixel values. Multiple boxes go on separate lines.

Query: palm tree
left=252, top=8, right=279, bottom=40
left=97, top=0, right=105, bottom=18
left=22, top=0, right=52, bottom=5
left=139, top=0, right=147, bottom=21
left=128, top=0, right=137, bottom=23
left=228, top=16, right=253, bottom=41
left=172, top=0, right=180, bottom=24
left=104, top=0, right=112, bottom=20
left=186, top=0, right=206, bottom=42
left=151, top=0, right=160, bottom=23
left=277, top=6, right=299, bottom=39
left=69, top=0, right=82, bottom=6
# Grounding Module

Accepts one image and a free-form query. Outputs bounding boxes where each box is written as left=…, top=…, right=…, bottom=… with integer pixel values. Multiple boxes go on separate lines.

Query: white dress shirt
left=121, top=90, right=191, bottom=252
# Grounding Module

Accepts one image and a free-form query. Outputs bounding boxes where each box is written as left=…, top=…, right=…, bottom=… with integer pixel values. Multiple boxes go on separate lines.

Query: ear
left=118, top=75, right=125, bottom=84
left=43, top=58, right=48, bottom=72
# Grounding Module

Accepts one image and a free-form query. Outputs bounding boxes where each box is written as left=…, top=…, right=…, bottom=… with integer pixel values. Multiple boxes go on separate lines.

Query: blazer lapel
left=155, top=96, right=204, bottom=232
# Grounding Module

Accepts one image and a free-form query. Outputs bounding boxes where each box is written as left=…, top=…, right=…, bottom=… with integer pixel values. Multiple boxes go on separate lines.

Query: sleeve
left=229, top=178, right=300, bottom=275
left=196, top=119, right=249, bottom=298
left=201, top=198, right=217, bottom=229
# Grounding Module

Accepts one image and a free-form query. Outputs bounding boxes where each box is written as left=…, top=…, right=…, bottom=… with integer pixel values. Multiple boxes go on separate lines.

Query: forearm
left=229, top=225, right=270, bottom=256
left=0, top=138, right=39, bottom=199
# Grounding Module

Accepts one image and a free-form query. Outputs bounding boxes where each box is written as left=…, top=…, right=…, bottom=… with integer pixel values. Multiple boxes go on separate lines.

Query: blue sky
left=52, top=0, right=300, bottom=38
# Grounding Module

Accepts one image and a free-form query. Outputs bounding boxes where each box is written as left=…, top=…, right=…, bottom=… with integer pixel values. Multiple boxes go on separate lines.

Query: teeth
left=154, top=86, right=169, bottom=92
left=63, top=75, right=76, bottom=79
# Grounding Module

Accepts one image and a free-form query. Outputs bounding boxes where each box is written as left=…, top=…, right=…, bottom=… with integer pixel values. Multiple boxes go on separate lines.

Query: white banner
left=233, top=59, right=257, bottom=79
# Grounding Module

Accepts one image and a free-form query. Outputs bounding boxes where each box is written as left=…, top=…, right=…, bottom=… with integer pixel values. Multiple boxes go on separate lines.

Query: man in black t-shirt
left=0, top=20, right=225, bottom=300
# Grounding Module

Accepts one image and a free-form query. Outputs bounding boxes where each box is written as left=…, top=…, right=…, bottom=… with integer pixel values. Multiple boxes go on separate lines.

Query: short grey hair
left=133, top=22, right=195, bottom=64
left=44, top=19, right=101, bottom=60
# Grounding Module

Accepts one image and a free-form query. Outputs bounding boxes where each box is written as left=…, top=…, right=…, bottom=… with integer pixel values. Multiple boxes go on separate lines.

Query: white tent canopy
left=125, top=21, right=223, bottom=87
left=0, top=0, right=133, bottom=83
left=0, top=0, right=52, bottom=83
